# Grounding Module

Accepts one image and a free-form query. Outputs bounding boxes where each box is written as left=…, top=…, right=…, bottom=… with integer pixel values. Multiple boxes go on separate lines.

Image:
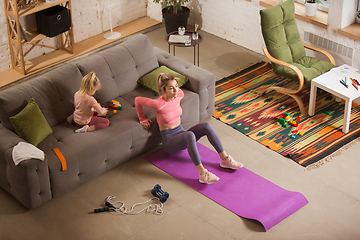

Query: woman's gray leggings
left=160, top=122, right=224, bottom=166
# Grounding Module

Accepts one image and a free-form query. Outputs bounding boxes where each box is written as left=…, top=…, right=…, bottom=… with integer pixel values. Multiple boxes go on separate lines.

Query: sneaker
left=199, top=169, right=219, bottom=184
left=220, top=155, right=243, bottom=169
left=75, top=125, right=89, bottom=133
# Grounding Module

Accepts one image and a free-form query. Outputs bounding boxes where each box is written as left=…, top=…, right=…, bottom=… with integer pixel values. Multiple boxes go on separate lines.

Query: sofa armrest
left=0, top=125, right=52, bottom=209
left=154, top=47, right=215, bottom=121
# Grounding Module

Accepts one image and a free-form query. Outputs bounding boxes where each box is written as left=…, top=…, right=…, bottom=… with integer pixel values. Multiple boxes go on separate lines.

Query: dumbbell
left=151, top=184, right=169, bottom=203
left=152, top=184, right=169, bottom=198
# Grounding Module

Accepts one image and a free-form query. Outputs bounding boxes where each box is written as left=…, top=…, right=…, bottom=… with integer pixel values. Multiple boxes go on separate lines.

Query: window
left=318, top=0, right=329, bottom=12
left=294, top=0, right=329, bottom=13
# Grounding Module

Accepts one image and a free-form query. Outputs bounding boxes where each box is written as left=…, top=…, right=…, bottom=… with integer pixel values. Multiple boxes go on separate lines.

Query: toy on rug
left=93, top=184, right=168, bottom=215
left=274, top=112, right=305, bottom=139
left=274, top=112, right=300, bottom=128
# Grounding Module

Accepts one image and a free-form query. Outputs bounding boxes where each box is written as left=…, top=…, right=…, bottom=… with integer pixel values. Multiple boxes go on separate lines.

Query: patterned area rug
left=214, top=61, right=360, bottom=168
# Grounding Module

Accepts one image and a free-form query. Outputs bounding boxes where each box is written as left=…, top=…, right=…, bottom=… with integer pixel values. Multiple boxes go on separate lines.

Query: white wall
left=340, top=0, right=358, bottom=29
left=148, top=0, right=360, bottom=69
left=72, top=0, right=146, bottom=43
left=0, top=4, right=10, bottom=72
left=2, top=0, right=360, bottom=74
left=0, top=0, right=146, bottom=73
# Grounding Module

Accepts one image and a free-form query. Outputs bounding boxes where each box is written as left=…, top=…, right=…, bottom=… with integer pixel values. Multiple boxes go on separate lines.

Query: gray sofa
left=0, top=34, right=215, bottom=209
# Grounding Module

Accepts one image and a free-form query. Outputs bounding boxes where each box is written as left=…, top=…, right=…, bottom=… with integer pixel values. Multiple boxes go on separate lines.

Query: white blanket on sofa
left=12, top=142, right=45, bottom=166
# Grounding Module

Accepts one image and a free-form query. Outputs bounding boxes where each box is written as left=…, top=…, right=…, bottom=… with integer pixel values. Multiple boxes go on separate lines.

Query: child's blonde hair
left=156, top=73, right=179, bottom=95
left=78, top=72, right=101, bottom=95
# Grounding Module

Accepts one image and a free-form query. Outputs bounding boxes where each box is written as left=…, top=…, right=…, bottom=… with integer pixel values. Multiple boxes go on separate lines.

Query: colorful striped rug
left=214, top=61, right=360, bottom=168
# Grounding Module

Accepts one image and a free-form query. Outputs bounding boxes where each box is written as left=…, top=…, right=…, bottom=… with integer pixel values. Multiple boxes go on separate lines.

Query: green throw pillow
left=9, top=98, right=53, bottom=146
left=137, top=66, right=189, bottom=94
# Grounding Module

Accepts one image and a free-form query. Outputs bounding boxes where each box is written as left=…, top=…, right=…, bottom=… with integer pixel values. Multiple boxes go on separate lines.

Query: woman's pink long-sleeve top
left=135, top=89, right=184, bottom=126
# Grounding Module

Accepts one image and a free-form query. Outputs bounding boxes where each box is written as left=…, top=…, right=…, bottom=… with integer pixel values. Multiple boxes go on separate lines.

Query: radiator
left=303, top=31, right=355, bottom=66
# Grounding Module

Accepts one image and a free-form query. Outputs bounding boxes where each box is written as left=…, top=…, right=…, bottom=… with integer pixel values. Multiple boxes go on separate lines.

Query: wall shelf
left=3, top=0, right=75, bottom=75
left=0, top=16, right=162, bottom=89
left=7, top=0, right=70, bottom=17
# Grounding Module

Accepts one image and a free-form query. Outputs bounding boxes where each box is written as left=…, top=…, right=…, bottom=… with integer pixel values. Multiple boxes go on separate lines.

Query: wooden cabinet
left=3, top=0, right=74, bottom=75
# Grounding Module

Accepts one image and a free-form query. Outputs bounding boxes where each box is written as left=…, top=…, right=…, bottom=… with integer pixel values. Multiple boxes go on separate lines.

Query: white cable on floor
left=105, top=196, right=164, bottom=215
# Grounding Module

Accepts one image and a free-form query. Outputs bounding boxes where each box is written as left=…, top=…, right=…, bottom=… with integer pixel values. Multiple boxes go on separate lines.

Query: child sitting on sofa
left=72, top=71, right=109, bottom=133
left=135, top=73, right=243, bottom=184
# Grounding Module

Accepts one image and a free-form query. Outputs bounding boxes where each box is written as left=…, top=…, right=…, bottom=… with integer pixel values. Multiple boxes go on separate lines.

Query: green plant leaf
left=153, top=0, right=190, bottom=14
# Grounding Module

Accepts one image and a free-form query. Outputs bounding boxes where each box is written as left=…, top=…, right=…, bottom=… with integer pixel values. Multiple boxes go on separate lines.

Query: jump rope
left=93, top=184, right=169, bottom=215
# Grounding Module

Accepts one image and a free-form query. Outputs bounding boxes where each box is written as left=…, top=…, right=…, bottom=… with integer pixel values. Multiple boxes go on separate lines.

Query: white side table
left=308, top=65, right=360, bottom=133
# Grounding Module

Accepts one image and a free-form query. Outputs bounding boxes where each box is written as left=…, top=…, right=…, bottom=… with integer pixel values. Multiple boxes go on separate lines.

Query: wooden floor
left=0, top=17, right=161, bottom=89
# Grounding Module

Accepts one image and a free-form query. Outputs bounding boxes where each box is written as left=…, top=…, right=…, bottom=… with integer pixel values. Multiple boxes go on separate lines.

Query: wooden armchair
left=260, top=0, right=335, bottom=115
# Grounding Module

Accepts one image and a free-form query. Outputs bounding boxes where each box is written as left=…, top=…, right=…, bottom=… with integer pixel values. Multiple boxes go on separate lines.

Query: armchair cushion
left=275, top=56, right=336, bottom=86
left=260, top=0, right=305, bottom=66
left=260, top=0, right=335, bottom=85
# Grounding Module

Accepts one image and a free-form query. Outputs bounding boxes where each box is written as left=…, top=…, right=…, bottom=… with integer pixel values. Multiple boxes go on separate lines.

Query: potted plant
left=153, top=0, right=191, bottom=34
left=304, top=0, right=322, bottom=16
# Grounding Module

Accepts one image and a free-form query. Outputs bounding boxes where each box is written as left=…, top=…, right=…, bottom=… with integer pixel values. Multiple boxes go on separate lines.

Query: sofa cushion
left=46, top=63, right=84, bottom=117
left=99, top=44, right=141, bottom=96
left=9, top=98, right=52, bottom=146
left=121, top=34, right=159, bottom=77
left=76, top=34, right=159, bottom=105
left=137, top=66, right=189, bottom=95
left=76, top=54, right=119, bottom=105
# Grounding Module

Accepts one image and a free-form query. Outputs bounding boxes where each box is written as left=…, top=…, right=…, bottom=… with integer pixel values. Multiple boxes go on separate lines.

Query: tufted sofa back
left=0, top=64, right=83, bottom=131
left=76, top=34, right=159, bottom=105
left=0, top=34, right=159, bottom=130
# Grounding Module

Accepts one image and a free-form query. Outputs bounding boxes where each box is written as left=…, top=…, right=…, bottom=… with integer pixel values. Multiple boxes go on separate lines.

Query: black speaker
left=36, top=5, right=70, bottom=37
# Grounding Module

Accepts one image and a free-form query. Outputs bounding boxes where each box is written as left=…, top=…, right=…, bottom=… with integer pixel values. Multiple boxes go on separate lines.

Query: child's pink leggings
left=76, top=117, right=109, bottom=130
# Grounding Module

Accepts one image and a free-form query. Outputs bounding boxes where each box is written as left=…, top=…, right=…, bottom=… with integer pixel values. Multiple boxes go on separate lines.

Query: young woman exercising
left=135, top=73, right=243, bottom=184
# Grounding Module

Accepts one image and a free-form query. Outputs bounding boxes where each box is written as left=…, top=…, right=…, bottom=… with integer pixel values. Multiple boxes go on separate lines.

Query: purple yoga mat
left=144, top=143, right=308, bottom=231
